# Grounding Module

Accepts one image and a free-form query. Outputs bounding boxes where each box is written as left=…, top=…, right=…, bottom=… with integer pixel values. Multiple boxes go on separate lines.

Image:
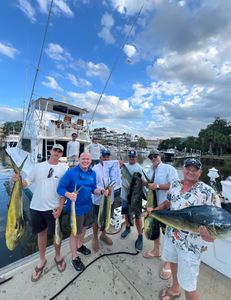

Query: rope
left=49, top=250, right=139, bottom=300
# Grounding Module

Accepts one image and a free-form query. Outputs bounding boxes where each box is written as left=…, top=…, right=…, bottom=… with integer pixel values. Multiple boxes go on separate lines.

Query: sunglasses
left=53, top=149, right=63, bottom=153
left=149, top=155, right=159, bottom=160
left=47, top=168, right=54, bottom=178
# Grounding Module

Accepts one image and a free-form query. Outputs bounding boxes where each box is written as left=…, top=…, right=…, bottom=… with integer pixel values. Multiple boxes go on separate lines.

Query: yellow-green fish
left=142, top=170, right=159, bottom=240
left=151, top=205, right=231, bottom=239
left=5, top=155, right=28, bottom=251
left=98, top=182, right=114, bottom=231
left=70, top=201, right=77, bottom=236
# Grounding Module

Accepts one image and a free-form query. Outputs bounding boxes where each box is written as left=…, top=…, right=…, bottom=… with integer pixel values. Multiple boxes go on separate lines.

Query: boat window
left=53, top=105, right=67, bottom=113
left=68, top=109, right=80, bottom=116
left=21, top=139, right=31, bottom=152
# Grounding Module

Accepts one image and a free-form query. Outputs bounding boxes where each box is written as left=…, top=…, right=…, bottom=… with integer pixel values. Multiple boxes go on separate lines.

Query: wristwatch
left=156, top=184, right=160, bottom=190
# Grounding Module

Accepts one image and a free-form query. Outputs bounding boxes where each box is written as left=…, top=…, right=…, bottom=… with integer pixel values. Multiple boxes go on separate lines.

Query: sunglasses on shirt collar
left=47, top=168, right=54, bottom=178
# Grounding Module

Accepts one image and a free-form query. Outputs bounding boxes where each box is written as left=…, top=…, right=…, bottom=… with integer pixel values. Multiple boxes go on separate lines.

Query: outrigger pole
left=89, top=3, right=145, bottom=125
left=20, top=0, right=54, bottom=143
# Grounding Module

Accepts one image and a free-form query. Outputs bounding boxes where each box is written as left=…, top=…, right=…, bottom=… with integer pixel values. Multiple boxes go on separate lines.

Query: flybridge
left=31, top=97, right=88, bottom=116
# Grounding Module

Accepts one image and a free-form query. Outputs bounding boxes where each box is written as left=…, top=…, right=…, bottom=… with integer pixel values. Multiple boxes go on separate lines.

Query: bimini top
left=31, top=97, right=88, bottom=116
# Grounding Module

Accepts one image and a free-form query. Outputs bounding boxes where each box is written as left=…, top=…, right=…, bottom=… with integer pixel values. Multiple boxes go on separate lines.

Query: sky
left=0, top=0, right=231, bottom=139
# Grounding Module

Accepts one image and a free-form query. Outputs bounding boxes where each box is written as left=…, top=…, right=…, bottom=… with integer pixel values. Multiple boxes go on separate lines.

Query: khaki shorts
left=76, top=211, right=92, bottom=235
left=162, top=234, right=200, bottom=292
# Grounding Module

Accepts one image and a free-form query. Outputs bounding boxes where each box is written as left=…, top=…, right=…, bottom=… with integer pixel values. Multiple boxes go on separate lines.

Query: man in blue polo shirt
left=57, top=152, right=108, bottom=272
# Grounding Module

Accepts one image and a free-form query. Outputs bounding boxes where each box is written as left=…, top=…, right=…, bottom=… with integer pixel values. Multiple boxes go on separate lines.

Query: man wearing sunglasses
left=13, top=144, right=68, bottom=281
left=142, top=149, right=179, bottom=281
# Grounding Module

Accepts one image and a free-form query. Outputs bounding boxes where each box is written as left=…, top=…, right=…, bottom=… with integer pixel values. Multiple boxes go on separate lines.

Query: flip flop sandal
left=159, top=287, right=181, bottom=300
left=31, top=259, right=47, bottom=282
left=159, top=268, right=172, bottom=280
left=54, top=257, right=66, bottom=272
left=142, top=250, right=161, bottom=258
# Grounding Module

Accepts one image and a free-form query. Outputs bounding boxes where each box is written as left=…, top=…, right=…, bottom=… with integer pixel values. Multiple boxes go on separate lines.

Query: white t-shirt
left=92, top=162, right=114, bottom=205
left=147, top=162, right=179, bottom=205
left=86, top=143, right=105, bottom=160
left=67, top=140, right=80, bottom=158
left=25, top=161, right=67, bottom=211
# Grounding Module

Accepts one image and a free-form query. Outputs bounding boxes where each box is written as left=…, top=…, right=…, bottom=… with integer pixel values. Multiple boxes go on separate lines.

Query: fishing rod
left=89, top=3, right=145, bottom=125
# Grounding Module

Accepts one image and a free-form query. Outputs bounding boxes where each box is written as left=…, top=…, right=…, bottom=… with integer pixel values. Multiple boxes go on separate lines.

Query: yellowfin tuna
left=5, top=155, right=28, bottom=251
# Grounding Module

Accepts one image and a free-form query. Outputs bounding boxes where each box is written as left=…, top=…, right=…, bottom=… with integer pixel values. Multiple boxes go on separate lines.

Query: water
left=0, top=150, right=230, bottom=269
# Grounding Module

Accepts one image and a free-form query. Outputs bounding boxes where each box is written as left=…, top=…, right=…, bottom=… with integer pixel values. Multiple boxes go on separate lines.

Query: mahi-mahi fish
left=142, top=170, right=160, bottom=240
left=5, top=155, right=28, bottom=251
left=70, top=185, right=83, bottom=237
left=151, top=205, right=231, bottom=239
left=98, top=182, right=115, bottom=231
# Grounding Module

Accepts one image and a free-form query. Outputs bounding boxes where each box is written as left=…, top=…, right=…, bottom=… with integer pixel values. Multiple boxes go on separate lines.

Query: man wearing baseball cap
left=148, top=157, right=220, bottom=300
left=120, top=150, right=144, bottom=251
left=92, top=149, right=114, bottom=252
left=13, top=143, right=68, bottom=281
left=143, top=149, right=179, bottom=281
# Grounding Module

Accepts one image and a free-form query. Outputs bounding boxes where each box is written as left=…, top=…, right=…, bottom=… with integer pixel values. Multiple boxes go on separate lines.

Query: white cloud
left=0, top=42, right=19, bottom=59
left=67, top=74, right=91, bottom=88
left=123, top=44, right=137, bottom=58
left=45, top=43, right=72, bottom=62
left=17, top=0, right=36, bottom=23
left=42, top=76, right=63, bottom=91
left=37, top=0, right=74, bottom=17
left=98, top=13, right=115, bottom=44
left=0, top=106, right=23, bottom=122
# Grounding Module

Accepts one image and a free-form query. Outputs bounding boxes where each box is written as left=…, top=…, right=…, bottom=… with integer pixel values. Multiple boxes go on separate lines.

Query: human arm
left=53, top=197, right=66, bottom=218
left=147, top=200, right=170, bottom=213
left=57, top=170, right=77, bottom=201
left=198, top=226, right=214, bottom=242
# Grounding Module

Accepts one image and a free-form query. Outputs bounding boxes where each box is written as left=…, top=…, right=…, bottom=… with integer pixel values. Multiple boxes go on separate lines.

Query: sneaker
left=77, top=244, right=91, bottom=256
left=92, top=238, right=100, bottom=252
left=100, top=234, right=113, bottom=246
left=135, top=235, right=143, bottom=251
left=121, top=227, right=131, bottom=239
left=71, top=257, right=85, bottom=272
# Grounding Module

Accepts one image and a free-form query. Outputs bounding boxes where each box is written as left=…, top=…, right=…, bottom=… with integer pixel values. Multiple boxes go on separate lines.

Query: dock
left=0, top=225, right=230, bottom=300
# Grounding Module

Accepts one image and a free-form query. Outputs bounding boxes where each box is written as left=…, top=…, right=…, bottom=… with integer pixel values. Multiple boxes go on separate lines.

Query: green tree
left=137, top=137, right=147, bottom=149
left=3, top=121, right=23, bottom=135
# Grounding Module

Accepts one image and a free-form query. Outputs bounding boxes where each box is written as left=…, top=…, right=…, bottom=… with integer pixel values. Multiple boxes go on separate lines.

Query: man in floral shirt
left=148, top=158, right=220, bottom=300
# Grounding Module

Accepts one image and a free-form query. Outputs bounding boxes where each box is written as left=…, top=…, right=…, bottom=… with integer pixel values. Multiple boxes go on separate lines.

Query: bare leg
left=31, top=228, right=47, bottom=280
left=124, top=214, right=130, bottom=228
left=77, top=226, right=87, bottom=248
left=170, top=262, right=180, bottom=294
left=70, top=233, right=78, bottom=259
left=185, top=290, right=200, bottom=300
left=135, top=218, right=142, bottom=235
left=93, top=223, right=99, bottom=240
left=37, top=228, right=47, bottom=266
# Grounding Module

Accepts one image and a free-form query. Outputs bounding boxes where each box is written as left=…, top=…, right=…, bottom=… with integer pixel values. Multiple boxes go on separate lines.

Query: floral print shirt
left=166, top=180, right=221, bottom=256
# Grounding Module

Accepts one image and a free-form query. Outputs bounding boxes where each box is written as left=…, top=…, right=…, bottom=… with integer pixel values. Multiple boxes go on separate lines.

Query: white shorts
left=162, top=234, right=200, bottom=292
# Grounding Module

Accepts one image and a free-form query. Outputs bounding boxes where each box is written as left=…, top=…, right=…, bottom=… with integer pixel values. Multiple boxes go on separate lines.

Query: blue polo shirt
left=57, top=165, right=97, bottom=216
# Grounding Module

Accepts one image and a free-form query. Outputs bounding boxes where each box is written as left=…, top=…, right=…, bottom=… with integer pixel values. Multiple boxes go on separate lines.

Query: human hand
left=148, top=183, right=158, bottom=190
left=13, top=173, right=21, bottom=182
left=53, top=207, right=62, bottom=219
left=198, top=225, right=214, bottom=242
left=68, top=191, right=78, bottom=202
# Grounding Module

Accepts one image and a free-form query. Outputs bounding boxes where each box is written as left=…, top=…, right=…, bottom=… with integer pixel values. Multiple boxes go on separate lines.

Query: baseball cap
left=148, top=149, right=160, bottom=159
left=52, top=144, right=64, bottom=152
left=184, top=158, right=202, bottom=170
left=128, top=150, right=137, bottom=157
left=101, top=149, right=111, bottom=157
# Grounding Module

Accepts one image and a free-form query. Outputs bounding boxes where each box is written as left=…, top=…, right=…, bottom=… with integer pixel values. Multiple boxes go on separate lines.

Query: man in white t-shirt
left=67, top=133, right=80, bottom=165
left=143, top=149, right=179, bottom=281
left=14, top=144, right=67, bottom=282
left=85, top=137, right=105, bottom=166
left=92, top=149, right=114, bottom=252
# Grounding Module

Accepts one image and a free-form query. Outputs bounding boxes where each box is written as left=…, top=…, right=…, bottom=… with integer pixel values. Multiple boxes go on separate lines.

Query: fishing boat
left=4, top=133, right=19, bottom=148
left=5, top=96, right=91, bottom=179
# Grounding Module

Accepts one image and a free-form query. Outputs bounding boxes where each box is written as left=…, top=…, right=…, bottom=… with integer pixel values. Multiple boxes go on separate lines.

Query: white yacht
left=6, top=97, right=91, bottom=177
